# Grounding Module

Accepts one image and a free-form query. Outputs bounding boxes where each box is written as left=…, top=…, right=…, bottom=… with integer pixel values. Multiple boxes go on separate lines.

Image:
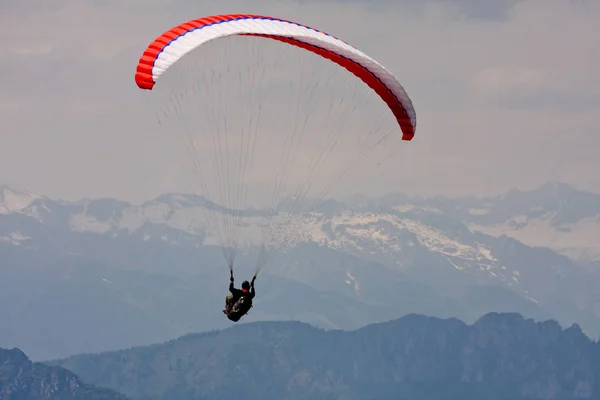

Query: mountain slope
left=412, top=182, right=600, bottom=262
left=1, top=241, right=552, bottom=361
left=1, top=182, right=600, bottom=360
left=50, top=313, right=599, bottom=400
left=0, top=347, right=130, bottom=400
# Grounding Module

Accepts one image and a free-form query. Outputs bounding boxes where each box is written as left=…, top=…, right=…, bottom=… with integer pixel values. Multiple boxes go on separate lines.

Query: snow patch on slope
left=308, top=211, right=501, bottom=272
left=468, top=214, right=600, bottom=261
left=0, top=231, right=30, bottom=245
left=70, top=213, right=112, bottom=233
left=344, top=271, right=361, bottom=296
left=394, top=204, right=443, bottom=214
left=0, top=187, right=40, bottom=214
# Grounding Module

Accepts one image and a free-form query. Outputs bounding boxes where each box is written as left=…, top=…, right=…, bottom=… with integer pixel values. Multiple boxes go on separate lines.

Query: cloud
left=1, top=0, right=599, bottom=203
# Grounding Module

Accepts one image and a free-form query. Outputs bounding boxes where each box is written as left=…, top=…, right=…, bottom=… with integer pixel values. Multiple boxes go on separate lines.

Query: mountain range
left=1, top=181, right=599, bottom=361
left=48, top=312, right=599, bottom=400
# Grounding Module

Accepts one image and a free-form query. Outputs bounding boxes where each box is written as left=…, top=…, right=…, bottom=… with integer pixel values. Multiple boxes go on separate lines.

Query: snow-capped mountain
left=1, top=183, right=599, bottom=296
left=395, top=182, right=600, bottom=263
left=0, top=187, right=535, bottom=289
left=2, top=181, right=598, bottom=264
left=1, top=182, right=600, bottom=360
left=4, top=181, right=599, bottom=262
left=0, top=186, right=40, bottom=215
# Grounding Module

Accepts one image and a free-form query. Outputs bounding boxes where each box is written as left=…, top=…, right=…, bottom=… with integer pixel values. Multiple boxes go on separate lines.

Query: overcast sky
left=1, top=0, right=599, bottom=203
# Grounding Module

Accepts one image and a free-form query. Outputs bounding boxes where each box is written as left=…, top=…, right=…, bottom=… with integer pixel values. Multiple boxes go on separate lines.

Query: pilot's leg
left=224, top=295, right=233, bottom=314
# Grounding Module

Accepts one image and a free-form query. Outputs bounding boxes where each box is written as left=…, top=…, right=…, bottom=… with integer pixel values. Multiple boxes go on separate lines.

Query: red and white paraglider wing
left=134, top=14, right=416, bottom=140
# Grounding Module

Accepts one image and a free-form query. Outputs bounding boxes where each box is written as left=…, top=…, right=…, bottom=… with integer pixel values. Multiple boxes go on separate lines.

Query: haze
left=1, top=0, right=599, bottom=204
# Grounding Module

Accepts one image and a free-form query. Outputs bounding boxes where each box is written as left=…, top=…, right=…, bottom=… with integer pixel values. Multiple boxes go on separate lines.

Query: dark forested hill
left=50, top=312, right=599, bottom=400
left=0, top=347, right=130, bottom=400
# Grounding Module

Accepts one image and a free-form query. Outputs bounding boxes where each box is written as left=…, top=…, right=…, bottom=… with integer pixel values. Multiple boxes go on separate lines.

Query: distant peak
left=564, top=323, right=587, bottom=341
left=0, top=347, right=29, bottom=363
left=474, top=311, right=526, bottom=325
left=0, top=185, right=41, bottom=213
left=534, top=181, right=594, bottom=197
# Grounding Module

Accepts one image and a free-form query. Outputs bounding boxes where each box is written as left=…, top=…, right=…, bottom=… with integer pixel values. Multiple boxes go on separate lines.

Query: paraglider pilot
left=223, top=266, right=256, bottom=322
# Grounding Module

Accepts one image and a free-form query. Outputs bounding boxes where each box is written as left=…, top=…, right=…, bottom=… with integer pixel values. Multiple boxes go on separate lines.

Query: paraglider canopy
left=134, top=13, right=417, bottom=276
